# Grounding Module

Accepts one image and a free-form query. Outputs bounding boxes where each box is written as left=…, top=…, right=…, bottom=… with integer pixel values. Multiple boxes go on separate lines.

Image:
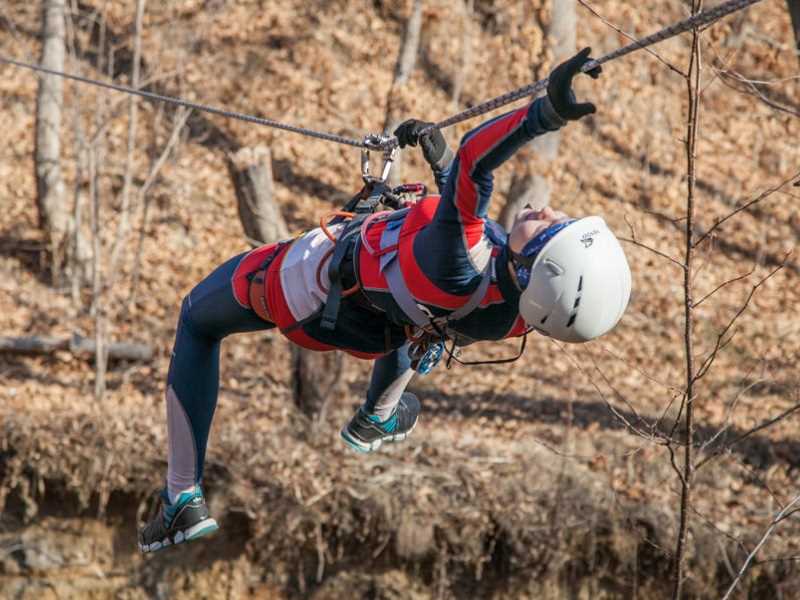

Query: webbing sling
left=320, top=219, right=364, bottom=330
left=379, top=220, right=492, bottom=332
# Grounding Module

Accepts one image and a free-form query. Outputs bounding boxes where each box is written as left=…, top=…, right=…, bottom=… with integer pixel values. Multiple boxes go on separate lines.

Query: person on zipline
left=138, top=48, right=631, bottom=553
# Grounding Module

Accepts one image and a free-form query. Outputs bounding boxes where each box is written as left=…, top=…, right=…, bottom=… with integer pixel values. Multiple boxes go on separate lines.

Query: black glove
left=546, top=47, right=602, bottom=122
left=393, top=119, right=448, bottom=167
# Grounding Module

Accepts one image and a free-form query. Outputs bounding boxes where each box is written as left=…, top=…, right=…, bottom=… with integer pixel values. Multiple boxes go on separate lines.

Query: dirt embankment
left=1, top=0, right=799, bottom=598
left=0, top=423, right=703, bottom=600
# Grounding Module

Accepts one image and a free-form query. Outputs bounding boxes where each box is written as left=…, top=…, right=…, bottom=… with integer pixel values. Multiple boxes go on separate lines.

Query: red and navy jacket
left=356, top=97, right=566, bottom=345
left=252, top=97, right=565, bottom=358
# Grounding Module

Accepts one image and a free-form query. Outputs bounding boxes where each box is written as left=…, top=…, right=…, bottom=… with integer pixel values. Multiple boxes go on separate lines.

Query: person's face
left=508, top=206, right=570, bottom=254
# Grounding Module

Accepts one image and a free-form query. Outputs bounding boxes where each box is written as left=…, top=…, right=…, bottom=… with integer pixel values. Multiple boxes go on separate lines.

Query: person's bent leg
left=341, top=344, right=420, bottom=453
left=165, top=253, right=274, bottom=502
left=363, top=343, right=414, bottom=421
left=140, top=248, right=279, bottom=552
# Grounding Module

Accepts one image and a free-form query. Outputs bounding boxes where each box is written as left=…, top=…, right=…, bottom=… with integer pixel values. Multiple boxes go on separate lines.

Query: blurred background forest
left=1, top=0, right=799, bottom=598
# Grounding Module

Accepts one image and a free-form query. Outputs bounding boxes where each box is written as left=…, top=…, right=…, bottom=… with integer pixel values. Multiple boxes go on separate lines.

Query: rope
left=0, top=0, right=762, bottom=151
left=416, top=0, right=763, bottom=144
left=0, top=55, right=369, bottom=149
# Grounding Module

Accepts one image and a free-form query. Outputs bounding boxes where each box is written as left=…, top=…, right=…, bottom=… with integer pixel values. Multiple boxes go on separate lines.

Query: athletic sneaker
left=340, top=392, right=421, bottom=453
left=138, top=485, right=218, bottom=553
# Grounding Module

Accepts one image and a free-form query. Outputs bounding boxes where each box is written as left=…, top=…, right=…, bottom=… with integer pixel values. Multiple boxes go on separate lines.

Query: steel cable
left=417, top=0, right=763, bottom=144
left=0, top=0, right=762, bottom=151
left=0, top=55, right=369, bottom=148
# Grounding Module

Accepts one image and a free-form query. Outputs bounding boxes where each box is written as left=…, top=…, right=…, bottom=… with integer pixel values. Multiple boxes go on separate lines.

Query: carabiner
left=361, top=134, right=398, bottom=183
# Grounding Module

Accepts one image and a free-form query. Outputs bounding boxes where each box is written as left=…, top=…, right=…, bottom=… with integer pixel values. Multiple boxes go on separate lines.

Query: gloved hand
left=393, top=119, right=448, bottom=167
left=546, top=47, right=602, bottom=121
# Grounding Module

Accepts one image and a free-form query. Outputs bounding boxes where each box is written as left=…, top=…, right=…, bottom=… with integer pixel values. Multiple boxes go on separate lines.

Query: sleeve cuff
left=431, top=145, right=454, bottom=172
left=535, top=96, right=567, bottom=131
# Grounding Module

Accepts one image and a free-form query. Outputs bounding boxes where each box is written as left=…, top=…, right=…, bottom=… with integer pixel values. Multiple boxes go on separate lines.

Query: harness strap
left=320, top=218, right=366, bottom=330
left=379, top=223, right=492, bottom=333
left=319, top=180, right=424, bottom=332
left=383, top=259, right=432, bottom=329
left=359, top=207, right=410, bottom=257
left=448, top=261, right=493, bottom=321
left=247, top=241, right=292, bottom=323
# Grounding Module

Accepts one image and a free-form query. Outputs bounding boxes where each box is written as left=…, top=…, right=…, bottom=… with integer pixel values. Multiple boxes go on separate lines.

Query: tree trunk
left=498, top=174, right=551, bottom=231
left=35, top=0, right=68, bottom=278
left=451, top=0, right=475, bottom=108
left=228, top=147, right=344, bottom=420
left=290, top=347, right=345, bottom=423
left=530, top=0, right=575, bottom=161
left=0, top=334, right=152, bottom=362
left=504, top=0, right=575, bottom=218
left=383, top=0, right=423, bottom=186
left=228, top=146, right=289, bottom=246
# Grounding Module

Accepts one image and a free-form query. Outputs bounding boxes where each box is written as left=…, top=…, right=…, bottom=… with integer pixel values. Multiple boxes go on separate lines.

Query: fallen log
left=0, top=334, right=153, bottom=362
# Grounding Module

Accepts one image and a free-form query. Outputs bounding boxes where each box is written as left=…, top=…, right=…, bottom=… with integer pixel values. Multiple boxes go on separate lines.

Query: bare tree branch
left=129, top=107, right=191, bottom=305
left=553, top=341, right=665, bottom=444
left=672, top=5, right=702, bottom=597
left=721, top=493, right=800, bottom=600
left=693, top=264, right=756, bottom=307
left=694, top=170, right=800, bottom=247
left=696, top=400, right=800, bottom=470
left=714, top=66, right=800, bottom=118
left=598, top=342, right=681, bottom=393
left=108, top=0, right=146, bottom=272
left=619, top=237, right=686, bottom=270
left=576, top=0, right=687, bottom=78
left=694, top=360, right=763, bottom=453
left=694, top=256, right=791, bottom=381
left=622, top=214, right=686, bottom=269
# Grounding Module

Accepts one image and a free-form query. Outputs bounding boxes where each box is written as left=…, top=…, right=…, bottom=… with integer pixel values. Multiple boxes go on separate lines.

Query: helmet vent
left=566, top=313, right=577, bottom=328
left=540, top=315, right=548, bottom=325
left=573, top=296, right=581, bottom=309
left=577, top=276, right=583, bottom=292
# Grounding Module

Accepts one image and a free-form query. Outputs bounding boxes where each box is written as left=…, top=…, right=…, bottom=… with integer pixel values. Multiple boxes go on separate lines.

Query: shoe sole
left=138, top=518, right=219, bottom=554
left=340, top=418, right=418, bottom=453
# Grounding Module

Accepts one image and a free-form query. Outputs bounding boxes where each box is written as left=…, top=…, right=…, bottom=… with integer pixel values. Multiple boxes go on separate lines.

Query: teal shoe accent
left=368, top=412, right=399, bottom=433
left=163, top=486, right=202, bottom=524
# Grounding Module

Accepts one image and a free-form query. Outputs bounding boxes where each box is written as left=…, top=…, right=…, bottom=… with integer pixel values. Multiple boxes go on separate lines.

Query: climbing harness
left=0, top=0, right=763, bottom=152
left=317, top=154, right=427, bottom=332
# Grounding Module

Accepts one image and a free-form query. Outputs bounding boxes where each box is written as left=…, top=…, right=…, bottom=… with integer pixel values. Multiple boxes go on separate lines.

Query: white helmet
left=517, top=216, right=631, bottom=343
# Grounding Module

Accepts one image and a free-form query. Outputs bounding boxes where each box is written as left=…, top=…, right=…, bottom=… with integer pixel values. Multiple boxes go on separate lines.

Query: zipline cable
left=419, top=0, right=763, bottom=142
left=0, top=55, right=370, bottom=149
left=0, top=0, right=763, bottom=151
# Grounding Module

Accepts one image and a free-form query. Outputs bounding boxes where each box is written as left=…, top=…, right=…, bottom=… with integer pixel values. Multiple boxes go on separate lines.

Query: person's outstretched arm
left=438, top=48, right=601, bottom=230
left=397, top=49, right=602, bottom=297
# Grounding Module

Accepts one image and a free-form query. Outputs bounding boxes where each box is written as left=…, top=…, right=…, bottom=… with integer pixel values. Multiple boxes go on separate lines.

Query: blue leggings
left=165, top=252, right=410, bottom=493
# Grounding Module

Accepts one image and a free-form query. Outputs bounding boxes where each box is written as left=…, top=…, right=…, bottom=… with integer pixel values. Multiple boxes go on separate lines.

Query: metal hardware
left=361, top=134, right=398, bottom=183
